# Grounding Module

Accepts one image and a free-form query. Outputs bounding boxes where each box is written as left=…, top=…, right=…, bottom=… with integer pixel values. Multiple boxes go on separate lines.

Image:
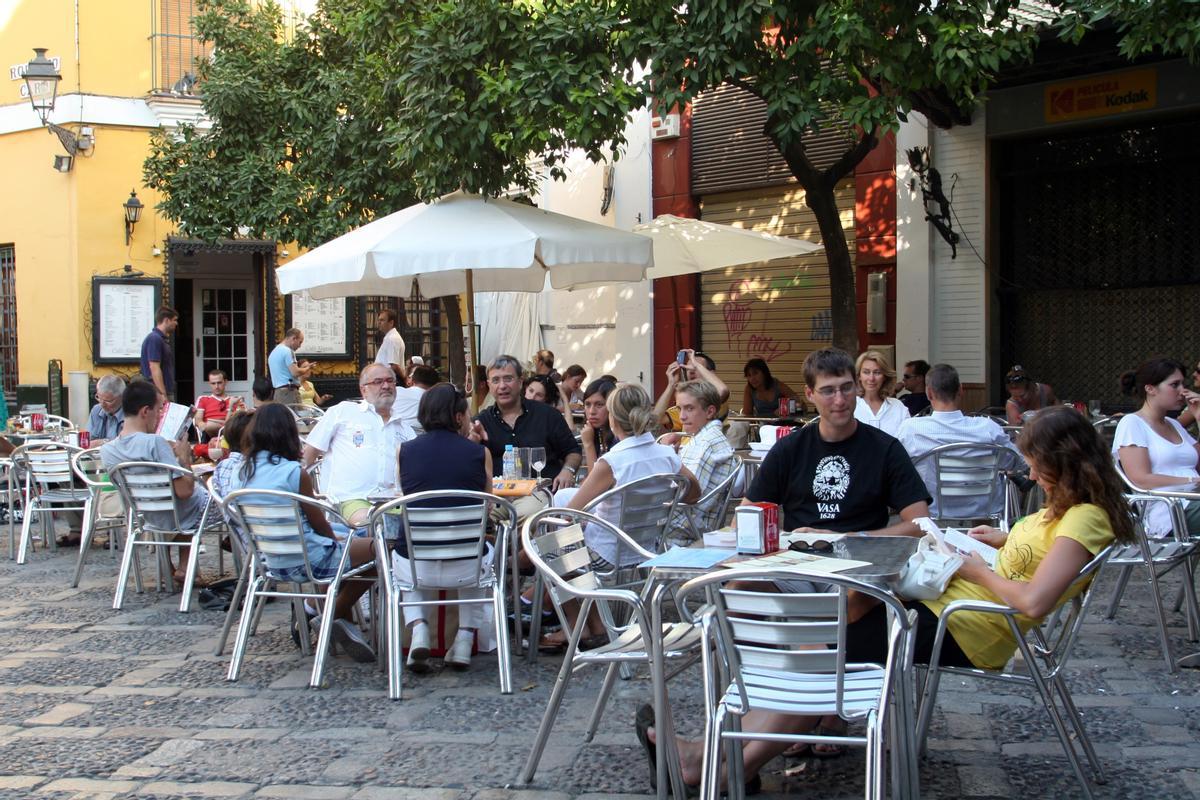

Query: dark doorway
left=994, top=114, right=1200, bottom=408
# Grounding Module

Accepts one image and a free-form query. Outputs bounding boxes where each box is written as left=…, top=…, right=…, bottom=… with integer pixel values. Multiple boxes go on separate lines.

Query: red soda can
left=776, top=425, right=793, bottom=440
left=30, top=413, right=44, bottom=432
left=78, top=431, right=90, bottom=449
left=778, top=397, right=789, bottom=416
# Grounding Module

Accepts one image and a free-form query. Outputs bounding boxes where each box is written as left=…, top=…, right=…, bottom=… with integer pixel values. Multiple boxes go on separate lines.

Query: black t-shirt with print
left=747, top=421, right=930, bottom=532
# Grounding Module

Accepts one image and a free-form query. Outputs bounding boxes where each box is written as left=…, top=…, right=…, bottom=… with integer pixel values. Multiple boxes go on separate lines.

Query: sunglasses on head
left=789, top=539, right=833, bottom=554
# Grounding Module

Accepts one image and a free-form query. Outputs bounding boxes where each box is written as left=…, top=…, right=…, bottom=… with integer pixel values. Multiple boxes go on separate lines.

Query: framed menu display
left=92, top=278, right=162, bottom=364
left=285, top=291, right=352, bottom=360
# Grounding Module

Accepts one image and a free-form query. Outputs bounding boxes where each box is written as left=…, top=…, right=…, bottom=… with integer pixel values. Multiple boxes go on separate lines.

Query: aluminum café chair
left=517, top=507, right=705, bottom=797
left=13, top=442, right=88, bottom=564
left=674, top=569, right=917, bottom=800
left=1, top=456, right=22, bottom=559
left=368, top=491, right=517, bottom=700
left=526, top=472, right=690, bottom=660
left=69, top=448, right=128, bottom=587
left=221, top=488, right=374, bottom=687
left=107, top=461, right=222, bottom=613
left=204, top=476, right=255, bottom=658
left=911, top=442, right=1020, bottom=529
left=1105, top=460, right=1200, bottom=671
left=915, top=546, right=1114, bottom=800
left=677, top=456, right=744, bottom=542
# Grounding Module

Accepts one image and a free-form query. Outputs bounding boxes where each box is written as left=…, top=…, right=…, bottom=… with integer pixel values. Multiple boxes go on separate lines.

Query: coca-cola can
left=30, top=413, right=44, bottom=432
left=775, top=425, right=793, bottom=440
left=778, top=397, right=789, bottom=416
left=78, top=431, right=91, bottom=449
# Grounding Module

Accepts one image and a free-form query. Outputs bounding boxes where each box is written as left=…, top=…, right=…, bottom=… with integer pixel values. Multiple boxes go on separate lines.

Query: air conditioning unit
left=650, top=113, right=680, bottom=140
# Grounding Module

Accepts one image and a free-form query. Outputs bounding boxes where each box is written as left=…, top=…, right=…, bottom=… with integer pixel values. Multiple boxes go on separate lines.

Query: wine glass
left=530, top=447, right=547, bottom=481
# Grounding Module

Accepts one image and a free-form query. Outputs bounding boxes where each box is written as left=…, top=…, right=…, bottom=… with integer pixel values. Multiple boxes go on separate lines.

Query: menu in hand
left=156, top=402, right=193, bottom=441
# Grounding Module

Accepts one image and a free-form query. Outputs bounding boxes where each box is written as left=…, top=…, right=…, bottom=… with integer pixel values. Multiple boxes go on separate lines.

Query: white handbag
left=894, top=533, right=963, bottom=600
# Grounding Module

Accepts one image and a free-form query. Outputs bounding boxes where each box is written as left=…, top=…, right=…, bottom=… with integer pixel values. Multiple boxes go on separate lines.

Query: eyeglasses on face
left=362, top=377, right=396, bottom=388
left=813, top=383, right=856, bottom=399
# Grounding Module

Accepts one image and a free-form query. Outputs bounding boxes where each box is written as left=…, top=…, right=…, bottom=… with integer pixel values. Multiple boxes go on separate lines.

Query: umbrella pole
left=466, top=268, right=480, bottom=411
left=669, top=277, right=683, bottom=351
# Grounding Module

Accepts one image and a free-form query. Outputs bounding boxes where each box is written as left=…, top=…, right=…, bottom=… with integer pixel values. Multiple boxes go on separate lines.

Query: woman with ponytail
left=1113, top=357, right=1200, bottom=536
left=566, top=383, right=701, bottom=566
left=537, top=384, right=702, bottom=652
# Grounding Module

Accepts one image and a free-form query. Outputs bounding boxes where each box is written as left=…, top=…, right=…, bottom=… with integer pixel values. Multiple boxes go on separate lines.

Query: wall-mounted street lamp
left=123, top=190, right=144, bottom=245
left=23, top=47, right=93, bottom=157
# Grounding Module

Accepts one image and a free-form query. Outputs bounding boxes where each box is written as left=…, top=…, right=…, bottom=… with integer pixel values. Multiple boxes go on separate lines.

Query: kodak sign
left=1044, top=68, right=1157, bottom=124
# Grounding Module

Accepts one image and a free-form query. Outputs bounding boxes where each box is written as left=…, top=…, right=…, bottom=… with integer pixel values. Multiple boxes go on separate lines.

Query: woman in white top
left=852, top=349, right=910, bottom=437
left=538, top=384, right=700, bottom=652
left=1113, top=357, right=1200, bottom=537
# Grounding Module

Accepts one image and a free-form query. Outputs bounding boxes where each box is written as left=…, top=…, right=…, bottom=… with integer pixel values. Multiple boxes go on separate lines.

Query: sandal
left=810, top=723, right=848, bottom=758
left=634, top=703, right=761, bottom=796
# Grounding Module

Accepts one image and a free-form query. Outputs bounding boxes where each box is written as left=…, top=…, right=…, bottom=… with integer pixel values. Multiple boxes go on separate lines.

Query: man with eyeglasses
left=302, top=363, right=416, bottom=528
left=88, top=374, right=127, bottom=445
left=474, top=354, right=581, bottom=499
left=747, top=348, right=930, bottom=540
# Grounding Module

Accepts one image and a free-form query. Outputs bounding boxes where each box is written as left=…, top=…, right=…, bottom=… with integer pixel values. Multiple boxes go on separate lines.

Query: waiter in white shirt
left=375, top=309, right=407, bottom=385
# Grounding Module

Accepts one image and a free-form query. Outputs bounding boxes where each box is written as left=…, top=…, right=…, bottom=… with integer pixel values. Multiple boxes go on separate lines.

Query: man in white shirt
left=303, top=363, right=416, bottom=528
left=897, top=363, right=1022, bottom=522
left=392, top=364, right=439, bottom=433
left=375, top=309, right=407, bottom=384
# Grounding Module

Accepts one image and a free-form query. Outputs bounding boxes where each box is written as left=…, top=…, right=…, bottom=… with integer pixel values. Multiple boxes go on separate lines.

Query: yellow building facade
left=0, top=0, right=429, bottom=411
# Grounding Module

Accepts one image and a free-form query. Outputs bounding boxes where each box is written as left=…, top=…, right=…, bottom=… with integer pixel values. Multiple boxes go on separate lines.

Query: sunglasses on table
left=788, top=539, right=834, bottom=554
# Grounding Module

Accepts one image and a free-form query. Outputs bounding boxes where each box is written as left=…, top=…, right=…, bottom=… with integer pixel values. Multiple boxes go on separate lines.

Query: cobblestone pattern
left=1, top=536, right=1199, bottom=798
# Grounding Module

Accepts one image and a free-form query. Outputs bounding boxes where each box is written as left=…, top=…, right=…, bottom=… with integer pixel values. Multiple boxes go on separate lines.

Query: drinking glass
left=207, top=440, right=226, bottom=462
left=530, top=447, right=547, bottom=481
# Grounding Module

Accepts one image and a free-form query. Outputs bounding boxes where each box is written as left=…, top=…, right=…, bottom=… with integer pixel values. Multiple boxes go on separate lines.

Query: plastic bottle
left=502, top=444, right=516, bottom=479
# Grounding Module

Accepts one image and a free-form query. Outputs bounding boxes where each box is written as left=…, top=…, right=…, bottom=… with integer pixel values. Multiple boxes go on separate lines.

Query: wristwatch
left=564, top=465, right=578, bottom=475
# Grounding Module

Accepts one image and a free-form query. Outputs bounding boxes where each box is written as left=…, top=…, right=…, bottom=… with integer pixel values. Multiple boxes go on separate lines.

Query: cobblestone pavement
left=1, top=537, right=1199, bottom=799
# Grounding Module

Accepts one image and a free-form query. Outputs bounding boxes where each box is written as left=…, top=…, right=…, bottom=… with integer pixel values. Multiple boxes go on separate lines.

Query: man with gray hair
left=896, top=363, right=1022, bottom=521
left=474, top=354, right=581, bottom=494
left=88, top=375, right=127, bottom=445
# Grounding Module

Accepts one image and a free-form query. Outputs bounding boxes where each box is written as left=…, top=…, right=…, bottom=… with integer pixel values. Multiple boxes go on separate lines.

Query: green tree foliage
left=143, top=0, right=418, bottom=247
left=1055, top=0, right=1200, bottom=63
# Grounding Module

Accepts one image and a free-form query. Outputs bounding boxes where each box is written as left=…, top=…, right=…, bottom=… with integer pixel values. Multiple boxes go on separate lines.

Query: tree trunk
left=805, top=184, right=859, bottom=355
left=441, top=294, right=466, bottom=385
left=772, top=125, right=877, bottom=356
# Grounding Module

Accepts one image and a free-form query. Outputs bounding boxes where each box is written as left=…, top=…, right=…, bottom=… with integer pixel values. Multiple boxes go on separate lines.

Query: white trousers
left=391, top=544, right=494, bottom=629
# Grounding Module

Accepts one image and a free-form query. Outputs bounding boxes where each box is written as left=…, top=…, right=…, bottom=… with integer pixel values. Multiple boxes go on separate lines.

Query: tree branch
left=823, top=127, right=878, bottom=187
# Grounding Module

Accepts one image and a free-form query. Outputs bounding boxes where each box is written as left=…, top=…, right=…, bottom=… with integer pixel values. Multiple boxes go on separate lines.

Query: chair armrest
left=937, top=598, right=1016, bottom=618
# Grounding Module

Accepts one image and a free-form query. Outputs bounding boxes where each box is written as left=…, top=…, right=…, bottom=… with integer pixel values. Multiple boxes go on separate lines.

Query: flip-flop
left=634, top=703, right=761, bottom=796
left=810, top=724, right=848, bottom=758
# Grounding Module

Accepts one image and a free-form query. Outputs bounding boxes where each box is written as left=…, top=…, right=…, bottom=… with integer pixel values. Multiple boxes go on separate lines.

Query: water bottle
left=502, top=444, right=516, bottom=479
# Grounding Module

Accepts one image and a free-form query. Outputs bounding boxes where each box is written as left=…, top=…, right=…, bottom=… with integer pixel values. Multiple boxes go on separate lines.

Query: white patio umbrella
left=275, top=191, right=654, bottom=373
left=632, top=214, right=821, bottom=349
left=634, top=214, right=821, bottom=280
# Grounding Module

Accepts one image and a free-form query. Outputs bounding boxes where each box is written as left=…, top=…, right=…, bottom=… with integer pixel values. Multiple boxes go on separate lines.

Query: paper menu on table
left=943, top=528, right=999, bottom=568
left=156, top=402, right=193, bottom=441
left=639, top=547, right=733, bottom=570
left=722, top=549, right=870, bottom=574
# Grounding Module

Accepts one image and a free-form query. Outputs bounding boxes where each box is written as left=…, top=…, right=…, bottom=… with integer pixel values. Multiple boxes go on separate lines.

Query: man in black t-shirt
left=748, top=348, right=930, bottom=537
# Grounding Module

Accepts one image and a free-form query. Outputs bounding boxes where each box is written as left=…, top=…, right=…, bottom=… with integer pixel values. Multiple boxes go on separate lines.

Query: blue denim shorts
left=268, top=542, right=343, bottom=583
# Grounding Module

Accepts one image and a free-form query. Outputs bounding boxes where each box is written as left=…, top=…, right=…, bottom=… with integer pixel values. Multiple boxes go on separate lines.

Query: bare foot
left=646, top=725, right=705, bottom=787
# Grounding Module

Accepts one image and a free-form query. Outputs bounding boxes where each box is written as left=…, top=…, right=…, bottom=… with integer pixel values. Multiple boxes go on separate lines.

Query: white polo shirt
left=392, top=385, right=426, bottom=433
left=304, top=399, right=416, bottom=503
left=375, top=327, right=406, bottom=369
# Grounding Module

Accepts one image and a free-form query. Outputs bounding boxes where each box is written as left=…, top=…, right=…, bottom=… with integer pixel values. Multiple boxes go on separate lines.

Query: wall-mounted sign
left=1045, top=68, right=1157, bottom=125
left=285, top=290, right=352, bottom=360
left=92, top=277, right=162, bottom=364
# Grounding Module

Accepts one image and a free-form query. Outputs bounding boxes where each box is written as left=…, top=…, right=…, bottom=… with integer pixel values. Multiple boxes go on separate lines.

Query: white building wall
left=929, top=109, right=987, bottom=383
left=537, top=107, right=654, bottom=387
left=895, top=113, right=933, bottom=367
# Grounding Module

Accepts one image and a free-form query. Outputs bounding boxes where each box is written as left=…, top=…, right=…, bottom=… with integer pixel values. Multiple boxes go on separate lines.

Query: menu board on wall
left=286, top=290, right=352, bottom=359
left=92, top=278, right=162, bottom=364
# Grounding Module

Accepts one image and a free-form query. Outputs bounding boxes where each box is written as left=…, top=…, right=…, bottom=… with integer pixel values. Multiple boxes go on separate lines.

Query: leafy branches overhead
left=144, top=0, right=419, bottom=248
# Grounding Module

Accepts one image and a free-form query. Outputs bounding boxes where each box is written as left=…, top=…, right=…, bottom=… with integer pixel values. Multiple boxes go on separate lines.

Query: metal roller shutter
left=698, top=182, right=855, bottom=404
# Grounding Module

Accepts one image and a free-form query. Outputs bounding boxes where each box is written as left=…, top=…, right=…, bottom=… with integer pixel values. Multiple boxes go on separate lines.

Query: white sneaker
left=446, top=629, right=474, bottom=670
left=330, top=618, right=375, bottom=663
left=407, top=623, right=431, bottom=673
